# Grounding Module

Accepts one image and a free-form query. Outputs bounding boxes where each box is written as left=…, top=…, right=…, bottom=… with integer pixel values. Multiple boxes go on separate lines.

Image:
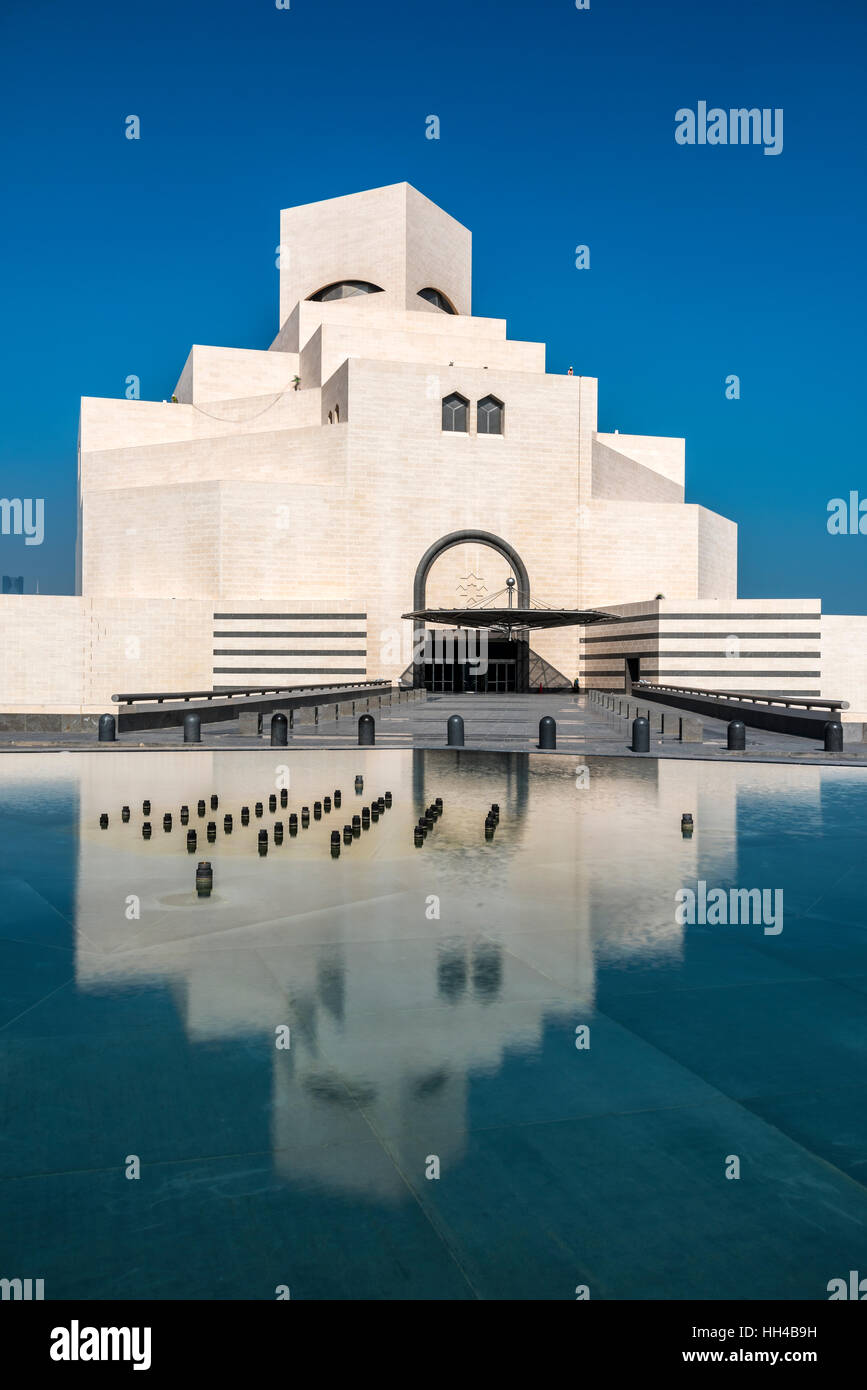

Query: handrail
left=638, top=681, right=848, bottom=712
left=112, top=679, right=389, bottom=706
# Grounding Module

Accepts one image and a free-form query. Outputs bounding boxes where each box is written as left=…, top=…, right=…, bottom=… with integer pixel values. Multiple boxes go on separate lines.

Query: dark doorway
left=625, top=656, right=641, bottom=690
left=422, top=633, right=529, bottom=693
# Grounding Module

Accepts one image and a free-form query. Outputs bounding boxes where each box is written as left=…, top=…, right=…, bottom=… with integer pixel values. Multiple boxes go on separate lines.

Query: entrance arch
left=411, top=529, right=531, bottom=689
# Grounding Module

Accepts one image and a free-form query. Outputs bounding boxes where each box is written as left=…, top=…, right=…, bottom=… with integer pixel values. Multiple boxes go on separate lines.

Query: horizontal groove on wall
left=213, top=630, right=367, bottom=638
left=213, top=668, right=367, bottom=676
left=213, top=612, right=367, bottom=620
left=583, top=669, right=822, bottom=678
left=582, top=632, right=822, bottom=644
left=582, top=651, right=821, bottom=660
left=213, top=649, right=367, bottom=657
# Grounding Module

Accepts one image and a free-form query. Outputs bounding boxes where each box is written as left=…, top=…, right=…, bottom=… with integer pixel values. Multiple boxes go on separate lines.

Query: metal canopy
left=401, top=607, right=613, bottom=631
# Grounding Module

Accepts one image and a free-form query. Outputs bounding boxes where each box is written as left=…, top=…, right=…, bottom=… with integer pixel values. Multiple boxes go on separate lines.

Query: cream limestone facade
left=0, top=181, right=864, bottom=713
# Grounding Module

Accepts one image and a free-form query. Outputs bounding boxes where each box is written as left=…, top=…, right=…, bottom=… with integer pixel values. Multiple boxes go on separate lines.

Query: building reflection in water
left=0, top=747, right=827, bottom=1202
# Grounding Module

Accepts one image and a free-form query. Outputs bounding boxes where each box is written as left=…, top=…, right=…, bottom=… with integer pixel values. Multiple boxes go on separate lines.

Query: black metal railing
left=637, top=682, right=847, bottom=712
left=112, top=679, right=389, bottom=706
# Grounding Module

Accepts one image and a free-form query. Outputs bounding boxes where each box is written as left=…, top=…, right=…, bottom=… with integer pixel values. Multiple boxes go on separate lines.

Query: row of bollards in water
left=414, top=796, right=444, bottom=847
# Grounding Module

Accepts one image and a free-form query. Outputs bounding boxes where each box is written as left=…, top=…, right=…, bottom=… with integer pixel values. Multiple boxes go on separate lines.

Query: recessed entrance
left=422, top=634, right=529, bottom=693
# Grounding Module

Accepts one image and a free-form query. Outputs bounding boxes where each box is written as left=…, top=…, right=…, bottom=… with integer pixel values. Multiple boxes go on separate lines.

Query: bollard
left=314, top=801, right=322, bottom=819
left=331, top=830, right=341, bottom=858
left=269, top=794, right=277, bottom=812
left=121, top=805, right=130, bottom=822
left=447, top=714, right=465, bottom=747
left=258, top=829, right=268, bottom=856
left=224, top=814, right=233, bottom=833
left=631, top=717, right=650, bottom=753
left=271, top=712, right=288, bottom=746
left=280, top=788, right=288, bottom=808
left=197, top=800, right=206, bottom=817
left=241, top=806, right=250, bottom=825
left=727, top=720, right=746, bottom=751
left=142, top=822, right=152, bottom=839
left=289, top=813, right=298, bottom=835
left=195, top=861, right=213, bottom=898
left=183, top=712, right=201, bottom=744
left=163, top=813, right=172, bottom=832
left=681, top=813, right=694, bottom=837
left=142, top=800, right=151, bottom=815
left=187, top=829, right=197, bottom=853
left=355, top=775, right=364, bottom=793
left=210, top=794, right=218, bottom=810
left=301, top=806, right=310, bottom=827
left=274, top=822, right=284, bottom=845
left=334, top=790, right=342, bottom=808
left=255, top=802, right=263, bottom=818
left=207, top=821, right=216, bottom=843
left=180, top=805, right=189, bottom=825
left=824, top=720, right=844, bottom=753
left=384, top=791, right=393, bottom=807
left=358, top=714, right=375, bottom=746
left=343, top=823, right=353, bottom=845
left=352, top=814, right=361, bottom=837
left=98, top=714, right=116, bottom=743
left=99, top=813, right=109, bottom=828
left=324, top=796, right=332, bottom=813
left=539, top=715, right=557, bottom=750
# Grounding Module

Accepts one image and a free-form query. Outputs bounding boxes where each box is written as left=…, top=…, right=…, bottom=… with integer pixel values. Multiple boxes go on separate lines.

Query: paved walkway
left=3, top=693, right=867, bottom=766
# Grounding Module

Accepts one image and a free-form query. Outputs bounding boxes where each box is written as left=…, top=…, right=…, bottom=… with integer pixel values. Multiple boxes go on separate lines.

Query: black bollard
left=271, top=712, right=288, bottom=746
left=142, top=799, right=151, bottom=816
left=255, top=802, right=263, bottom=818
left=330, top=830, right=341, bottom=858
left=490, top=803, right=500, bottom=823
left=180, top=805, right=189, bottom=825
left=371, top=805, right=379, bottom=822
left=258, top=829, right=268, bottom=856
left=334, top=790, right=342, bottom=808
left=631, top=717, right=650, bottom=753
left=274, top=821, right=284, bottom=845
left=323, top=796, right=331, bottom=813
left=269, top=794, right=277, bottom=812
left=210, top=794, right=218, bottom=810
left=121, top=805, right=130, bottom=822
left=98, top=714, right=116, bottom=743
left=824, top=720, right=844, bottom=753
left=727, top=720, right=746, bottom=751
left=224, top=814, right=233, bottom=833
left=314, top=801, right=322, bottom=819
left=99, top=813, right=109, bottom=828
left=207, top=821, right=216, bottom=843
left=301, top=806, right=310, bottom=827
left=384, top=791, right=393, bottom=808
left=142, top=822, right=152, bottom=839
left=358, top=713, right=375, bottom=746
left=289, top=813, right=298, bottom=835
left=414, top=826, right=424, bottom=847
left=343, top=823, right=353, bottom=844
left=435, top=797, right=443, bottom=813
left=539, top=715, right=557, bottom=750
left=352, top=814, right=361, bottom=838
left=355, top=775, right=363, bottom=794
left=361, top=806, right=370, bottom=828
left=447, top=714, right=465, bottom=747
left=183, top=712, right=201, bottom=744
left=187, top=829, right=197, bottom=853
left=241, top=806, right=250, bottom=825
left=196, top=861, right=213, bottom=898
left=197, top=800, right=206, bottom=817
left=280, top=788, right=288, bottom=809
left=163, top=813, right=172, bottom=832
left=681, top=813, right=694, bottom=837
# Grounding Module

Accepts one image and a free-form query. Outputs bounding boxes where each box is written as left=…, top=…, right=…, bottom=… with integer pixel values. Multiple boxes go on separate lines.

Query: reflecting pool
left=1, top=749, right=867, bottom=1299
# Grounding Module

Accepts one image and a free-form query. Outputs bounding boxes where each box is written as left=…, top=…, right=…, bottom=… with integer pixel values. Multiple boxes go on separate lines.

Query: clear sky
left=1, top=0, right=865, bottom=608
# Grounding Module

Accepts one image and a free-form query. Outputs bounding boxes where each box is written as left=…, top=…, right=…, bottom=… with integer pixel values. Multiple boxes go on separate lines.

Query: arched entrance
left=411, top=529, right=531, bottom=691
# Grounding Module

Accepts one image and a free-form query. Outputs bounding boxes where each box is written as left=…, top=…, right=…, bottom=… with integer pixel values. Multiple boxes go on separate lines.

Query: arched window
left=477, top=395, right=504, bottom=435
left=442, top=392, right=468, bottom=432
left=308, top=280, right=384, bottom=302
left=418, top=287, right=457, bottom=314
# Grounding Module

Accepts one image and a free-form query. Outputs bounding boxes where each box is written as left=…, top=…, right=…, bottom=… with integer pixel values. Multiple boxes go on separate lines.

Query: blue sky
left=1, top=0, right=865, bottom=608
